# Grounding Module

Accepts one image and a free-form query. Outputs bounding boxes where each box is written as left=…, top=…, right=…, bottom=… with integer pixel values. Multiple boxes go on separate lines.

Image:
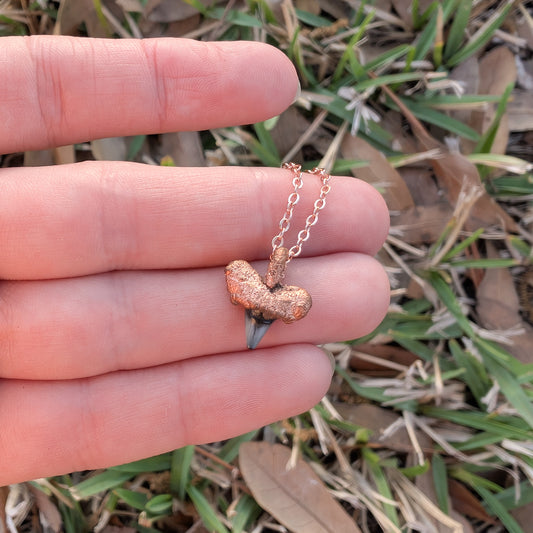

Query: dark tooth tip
left=245, top=309, right=274, bottom=349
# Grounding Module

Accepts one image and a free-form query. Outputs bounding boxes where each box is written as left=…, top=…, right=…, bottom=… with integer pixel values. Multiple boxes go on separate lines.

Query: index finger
left=0, top=36, right=299, bottom=153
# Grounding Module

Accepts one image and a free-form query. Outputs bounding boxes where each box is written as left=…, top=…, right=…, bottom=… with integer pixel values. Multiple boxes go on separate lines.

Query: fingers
left=0, top=253, right=389, bottom=380
left=0, top=36, right=298, bottom=153
left=0, top=163, right=389, bottom=279
left=0, top=344, right=332, bottom=485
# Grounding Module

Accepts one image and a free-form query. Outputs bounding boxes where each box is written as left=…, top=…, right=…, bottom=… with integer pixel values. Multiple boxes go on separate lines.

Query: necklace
left=225, top=162, right=332, bottom=349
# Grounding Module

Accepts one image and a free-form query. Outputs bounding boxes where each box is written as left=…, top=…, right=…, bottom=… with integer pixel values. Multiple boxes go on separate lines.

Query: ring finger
left=0, top=253, right=389, bottom=380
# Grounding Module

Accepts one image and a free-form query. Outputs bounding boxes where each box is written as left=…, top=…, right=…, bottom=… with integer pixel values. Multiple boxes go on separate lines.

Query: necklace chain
left=271, top=162, right=332, bottom=262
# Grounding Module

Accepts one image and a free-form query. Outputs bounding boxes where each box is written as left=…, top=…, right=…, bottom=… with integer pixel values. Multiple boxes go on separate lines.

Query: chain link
left=271, top=163, right=332, bottom=262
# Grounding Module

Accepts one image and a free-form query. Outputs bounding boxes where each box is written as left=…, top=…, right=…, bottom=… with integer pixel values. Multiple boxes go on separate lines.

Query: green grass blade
left=253, top=121, right=280, bottom=161
left=494, top=482, right=533, bottom=510
left=127, top=134, right=146, bottom=161
left=218, top=430, right=258, bottom=463
left=421, top=407, right=533, bottom=440
left=474, top=82, right=514, bottom=155
left=362, top=448, right=400, bottom=527
left=294, top=8, right=331, bottom=27
left=337, top=366, right=417, bottom=410
left=331, top=159, right=369, bottom=173
left=245, top=131, right=281, bottom=166
left=362, top=44, right=411, bottom=72
left=431, top=454, right=449, bottom=513
left=171, top=445, right=195, bottom=501
left=210, top=7, right=263, bottom=27
left=453, top=431, right=511, bottom=451
left=110, top=453, right=172, bottom=472
left=70, top=470, right=134, bottom=499
left=411, top=93, right=502, bottom=108
left=480, top=354, right=533, bottom=428
left=441, top=227, right=484, bottom=262
left=391, top=334, right=437, bottom=362
left=427, top=271, right=475, bottom=336
left=187, top=485, right=230, bottom=533
left=448, top=258, right=520, bottom=269
left=396, top=99, right=481, bottom=140
left=144, top=493, right=173, bottom=518
left=476, top=486, right=525, bottom=533
left=354, top=71, right=432, bottom=92
left=113, top=488, right=148, bottom=510
left=448, top=339, right=491, bottom=405
left=181, top=0, right=209, bottom=16
left=443, top=0, right=472, bottom=60
left=413, top=7, right=438, bottom=60
left=446, top=0, right=514, bottom=67
left=332, top=11, right=374, bottom=82
left=491, top=174, right=533, bottom=195
left=230, top=494, right=262, bottom=533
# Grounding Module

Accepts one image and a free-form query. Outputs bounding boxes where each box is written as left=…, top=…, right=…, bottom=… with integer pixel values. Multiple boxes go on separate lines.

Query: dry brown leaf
left=469, top=46, right=516, bottom=155
left=334, top=403, right=404, bottom=448
left=399, top=166, right=441, bottom=206
left=239, top=442, right=361, bottom=533
left=477, top=46, right=517, bottom=106
left=511, top=501, right=533, bottom=532
left=341, top=134, right=415, bottom=211
left=381, top=111, right=419, bottom=154
left=272, top=107, right=333, bottom=161
left=54, top=0, right=95, bottom=35
left=477, top=244, right=521, bottom=330
left=431, top=151, right=517, bottom=232
left=374, top=73, right=519, bottom=232
left=449, top=56, right=480, bottom=138
left=448, top=479, right=497, bottom=524
left=391, top=203, right=454, bottom=244
left=476, top=242, right=533, bottom=364
left=333, top=403, right=432, bottom=452
left=508, top=89, right=533, bottom=131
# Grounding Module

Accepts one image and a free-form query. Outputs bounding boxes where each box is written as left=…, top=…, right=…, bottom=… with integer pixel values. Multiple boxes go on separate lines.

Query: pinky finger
left=0, top=344, right=333, bottom=485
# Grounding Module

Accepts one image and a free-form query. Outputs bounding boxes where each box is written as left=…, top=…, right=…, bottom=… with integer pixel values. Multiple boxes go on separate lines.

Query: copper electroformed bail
left=225, top=247, right=312, bottom=349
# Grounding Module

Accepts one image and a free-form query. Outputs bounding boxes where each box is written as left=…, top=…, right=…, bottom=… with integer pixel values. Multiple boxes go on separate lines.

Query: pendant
left=225, top=247, right=312, bottom=349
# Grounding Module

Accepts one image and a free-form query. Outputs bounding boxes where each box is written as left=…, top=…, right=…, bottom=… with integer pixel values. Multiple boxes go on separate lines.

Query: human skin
left=0, top=36, right=390, bottom=485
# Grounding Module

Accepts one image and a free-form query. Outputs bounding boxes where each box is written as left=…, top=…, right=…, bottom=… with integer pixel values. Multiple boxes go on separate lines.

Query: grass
left=3, top=0, right=533, bottom=532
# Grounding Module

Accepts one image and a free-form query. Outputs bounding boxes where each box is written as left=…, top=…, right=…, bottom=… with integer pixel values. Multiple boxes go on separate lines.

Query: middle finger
left=0, top=162, right=388, bottom=279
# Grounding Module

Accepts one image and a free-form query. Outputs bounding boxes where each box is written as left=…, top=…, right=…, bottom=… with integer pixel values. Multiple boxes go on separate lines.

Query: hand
left=0, top=36, right=389, bottom=485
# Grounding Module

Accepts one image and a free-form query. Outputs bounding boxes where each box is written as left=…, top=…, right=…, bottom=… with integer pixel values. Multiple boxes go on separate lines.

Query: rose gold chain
left=271, top=162, right=332, bottom=262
